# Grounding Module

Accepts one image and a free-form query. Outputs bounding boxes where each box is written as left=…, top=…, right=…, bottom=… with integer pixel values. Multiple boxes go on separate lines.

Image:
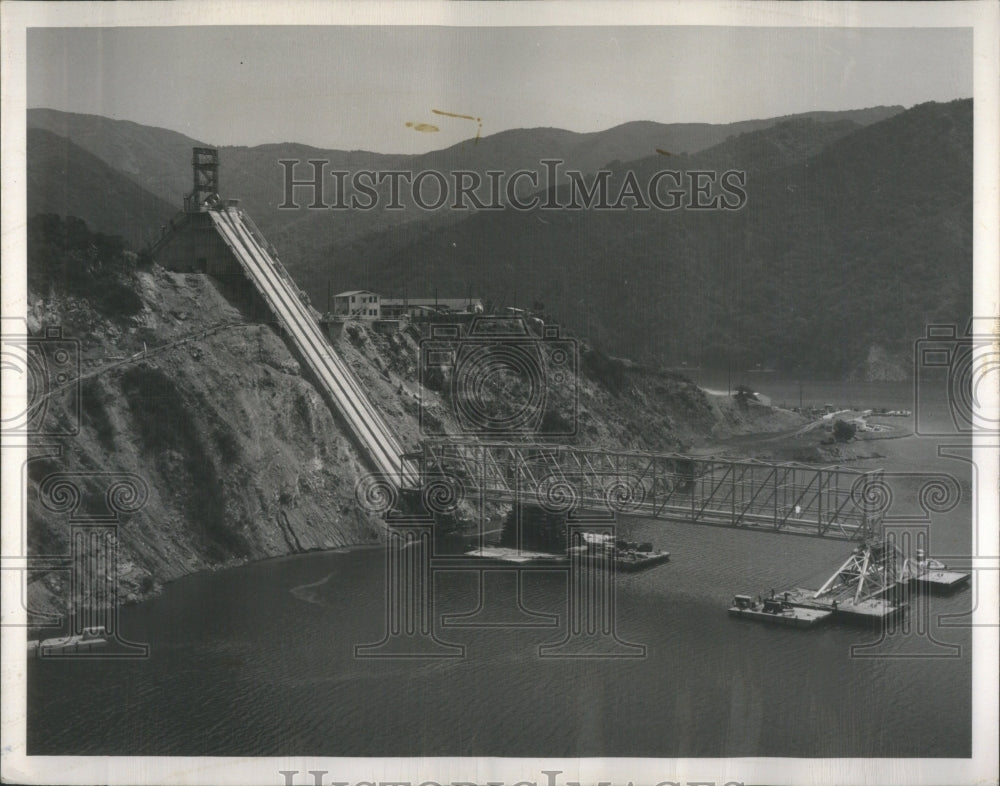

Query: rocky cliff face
left=24, top=256, right=777, bottom=620
left=26, top=266, right=382, bottom=619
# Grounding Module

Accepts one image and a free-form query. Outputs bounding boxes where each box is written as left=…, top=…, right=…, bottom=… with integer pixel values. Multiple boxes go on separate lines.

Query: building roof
left=382, top=297, right=482, bottom=310
left=333, top=290, right=379, bottom=298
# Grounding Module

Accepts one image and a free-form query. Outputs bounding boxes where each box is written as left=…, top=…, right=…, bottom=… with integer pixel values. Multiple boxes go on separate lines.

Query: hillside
left=27, top=109, right=205, bottom=208
left=26, top=214, right=797, bottom=619
left=27, top=105, right=904, bottom=263
left=315, top=100, right=972, bottom=378
left=29, top=105, right=902, bottom=205
left=24, top=215, right=384, bottom=618
left=27, top=128, right=177, bottom=249
left=22, top=102, right=955, bottom=381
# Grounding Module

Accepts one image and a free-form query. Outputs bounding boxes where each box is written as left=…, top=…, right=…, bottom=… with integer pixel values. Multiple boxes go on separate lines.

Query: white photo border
left=2, top=2, right=997, bottom=785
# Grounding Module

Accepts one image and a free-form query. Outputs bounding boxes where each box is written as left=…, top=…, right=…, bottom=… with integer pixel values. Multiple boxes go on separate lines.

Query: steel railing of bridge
left=419, top=441, right=884, bottom=540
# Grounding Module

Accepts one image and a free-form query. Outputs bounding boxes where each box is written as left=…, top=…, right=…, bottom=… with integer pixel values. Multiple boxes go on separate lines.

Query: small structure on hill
left=146, top=148, right=276, bottom=321
left=332, top=290, right=381, bottom=319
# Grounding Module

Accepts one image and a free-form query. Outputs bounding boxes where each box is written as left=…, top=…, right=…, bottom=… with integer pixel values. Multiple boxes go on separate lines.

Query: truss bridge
left=417, top=441, right=884, bottom=541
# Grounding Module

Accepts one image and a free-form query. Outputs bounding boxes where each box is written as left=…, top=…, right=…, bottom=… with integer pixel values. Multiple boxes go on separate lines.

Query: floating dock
left=760, top=540, right=911, bottom=625
left=728, top=542, right=970, bottom=629
left=904, top=552, right=971, bottom=592
left=464, top=546, right=567, bottom=565
left=464, top=545, right=670, bottom=572
left=910, top=569, right=970, bottom=590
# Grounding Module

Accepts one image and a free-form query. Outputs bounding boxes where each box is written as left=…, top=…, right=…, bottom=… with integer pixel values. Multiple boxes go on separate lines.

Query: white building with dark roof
left=332, top=290, right=381, bottom=319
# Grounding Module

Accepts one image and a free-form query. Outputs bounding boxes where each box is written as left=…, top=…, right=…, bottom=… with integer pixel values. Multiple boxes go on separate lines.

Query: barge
left=905, top=549, right=971, bottom=591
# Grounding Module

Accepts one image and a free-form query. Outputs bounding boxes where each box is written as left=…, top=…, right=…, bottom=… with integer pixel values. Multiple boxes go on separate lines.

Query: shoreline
left=26, top=538, right=387, bottom=638
left=26, top=407, right=954, bottom=633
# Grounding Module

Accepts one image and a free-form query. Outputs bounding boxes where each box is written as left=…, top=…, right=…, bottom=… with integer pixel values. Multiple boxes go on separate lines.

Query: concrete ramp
left=208, top=206, right=417, bottom=486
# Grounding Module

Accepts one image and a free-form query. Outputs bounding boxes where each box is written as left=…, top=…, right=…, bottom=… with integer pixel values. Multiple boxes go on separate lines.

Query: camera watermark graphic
left=277, top=158, right=748, bottom=212
left=419, top=316, right=579, bottom=437
left=1, top=320, right=81, bottom=437
left=913, top=318, right=1000, bottom=436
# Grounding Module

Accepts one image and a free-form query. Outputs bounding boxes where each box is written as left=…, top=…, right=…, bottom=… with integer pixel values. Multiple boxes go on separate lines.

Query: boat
left=728, top=594, right=832, bottom=628
left=613, top=548, right=671, bottom=572
left=27, top=626, right=109, bottom=657
left=573, top=535, right=671, bottom=572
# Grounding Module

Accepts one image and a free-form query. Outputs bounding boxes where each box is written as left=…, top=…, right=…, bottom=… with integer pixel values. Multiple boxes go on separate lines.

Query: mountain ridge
left=29, top=104, right=905, bottom=162
left=27, top=127, right=177, bottom=249
left=24, top=101, right=968, bottom=379
left=308, top=99, right=972, bottom=378
left=26, top=104, right=909, bottom=260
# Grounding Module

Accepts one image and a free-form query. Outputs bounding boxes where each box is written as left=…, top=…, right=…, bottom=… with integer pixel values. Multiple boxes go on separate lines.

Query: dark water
left=28, top=382, right=975, bottom=757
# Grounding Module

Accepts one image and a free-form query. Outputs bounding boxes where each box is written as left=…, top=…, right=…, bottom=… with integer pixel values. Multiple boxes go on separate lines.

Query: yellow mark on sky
left=656, top=148, right=672, bottom=156
left=432, top=109, right=480, bottom=122
left=432, top=109, right=483, bottom=144
left=405, top=122, right=439, bottom=133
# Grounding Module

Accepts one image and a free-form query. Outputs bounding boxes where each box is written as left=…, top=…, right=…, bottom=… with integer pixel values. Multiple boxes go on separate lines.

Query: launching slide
left=209, top=206, right=418, bottom=487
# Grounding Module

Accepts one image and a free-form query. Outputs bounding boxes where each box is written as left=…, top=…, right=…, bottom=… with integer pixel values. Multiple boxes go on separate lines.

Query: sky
left=27, top=25, right=973, bottom=154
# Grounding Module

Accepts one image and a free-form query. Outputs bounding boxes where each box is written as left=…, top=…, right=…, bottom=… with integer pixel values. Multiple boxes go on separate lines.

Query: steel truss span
left=420, top=442, right=884, bottom=541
